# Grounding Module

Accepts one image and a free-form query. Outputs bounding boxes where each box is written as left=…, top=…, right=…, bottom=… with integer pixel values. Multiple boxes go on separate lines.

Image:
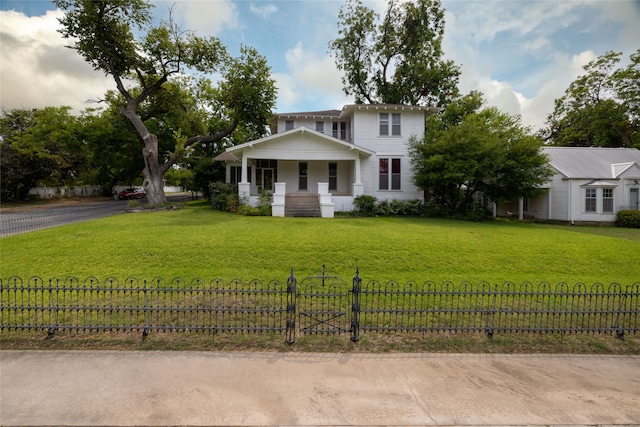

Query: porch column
left=352, top=155, right=364, bottom=197
left=318, top=182, right=334, bottom=218
left=518, top=197, right=524, bottom=220
left=241, top=154, right=248, bottom=182
left=354, top=155, right=361, bottom=183
left=238, top=153, right=250, bottom=202
left=272, top=182, right=286, bottom=217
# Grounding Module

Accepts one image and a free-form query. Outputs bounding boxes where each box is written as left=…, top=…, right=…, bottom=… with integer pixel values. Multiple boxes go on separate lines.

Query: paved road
left=0, top=199, right=129, bottom=237
left=0, top=193, right=195, bottom=238
left=1, top=351, right=639, bottom=426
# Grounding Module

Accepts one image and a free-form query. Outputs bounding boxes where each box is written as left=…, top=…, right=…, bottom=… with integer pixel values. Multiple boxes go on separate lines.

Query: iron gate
left=286, top=266, right=359, bottom=343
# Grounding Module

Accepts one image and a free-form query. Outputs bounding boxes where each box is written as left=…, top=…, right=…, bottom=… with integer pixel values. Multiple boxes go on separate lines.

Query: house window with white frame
left=602, top=188, right=614, bottom=212
left=328, top=162, right=337, bottom=191
left=379, top=113, right=401, bottom=136
left=332, top=121, right=346, bottom=140
left=585, top=188, right=597, bottom=212
left=285, top=120, right=294, bottom=131
left=316, top=121, right=324, bottom=133
left=379, top=158, right=401, bottom=190
left=230, top=166, right=251, bottom=185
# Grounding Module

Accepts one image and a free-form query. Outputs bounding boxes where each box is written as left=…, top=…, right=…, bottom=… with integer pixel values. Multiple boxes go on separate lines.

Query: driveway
left=1, top=351, right=638, bottom=426
left=0, top=193, right=195, bottom=238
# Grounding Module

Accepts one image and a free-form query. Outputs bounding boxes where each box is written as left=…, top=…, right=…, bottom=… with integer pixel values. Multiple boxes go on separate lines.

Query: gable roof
left=225, top=126, right=375, bottom=157
left=543, top=147, right=640, bottom=179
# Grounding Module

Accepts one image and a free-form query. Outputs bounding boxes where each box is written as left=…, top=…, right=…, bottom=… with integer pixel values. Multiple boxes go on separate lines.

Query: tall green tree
left=409, top=92, right=552, bottom=214
left=54, top=0, right=276, bottom=204
left=77, top=106, right=144, bottom=194
left=329, top=0, right=460, bottom=106
left=1, top=108, right=51, bottom=200
left=0, top=107, right=87, bottom=200
left=543, top=49, right=639, bottom=148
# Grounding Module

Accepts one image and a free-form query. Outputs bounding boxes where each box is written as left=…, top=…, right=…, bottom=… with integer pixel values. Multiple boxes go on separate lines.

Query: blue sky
left=1, top=0, right=638, bottom=131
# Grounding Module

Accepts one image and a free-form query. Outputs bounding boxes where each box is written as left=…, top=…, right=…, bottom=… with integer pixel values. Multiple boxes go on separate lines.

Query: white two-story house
left=215, top=104, right=438, bottom=217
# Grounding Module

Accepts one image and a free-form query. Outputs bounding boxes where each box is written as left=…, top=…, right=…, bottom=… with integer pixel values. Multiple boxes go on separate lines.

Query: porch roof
left=580, top=179, right=620, bottom=187
left=224, top=126, right=375, bottom=159
left=212, top=151, right=240, bottom=162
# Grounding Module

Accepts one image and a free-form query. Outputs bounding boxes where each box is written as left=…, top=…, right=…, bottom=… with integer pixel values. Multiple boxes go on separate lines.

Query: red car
left=118, top=188, right=146, bottom=200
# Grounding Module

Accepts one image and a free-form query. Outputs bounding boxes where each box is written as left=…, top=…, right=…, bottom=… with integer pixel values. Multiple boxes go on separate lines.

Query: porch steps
left=285, top=194, right=321, bottom=217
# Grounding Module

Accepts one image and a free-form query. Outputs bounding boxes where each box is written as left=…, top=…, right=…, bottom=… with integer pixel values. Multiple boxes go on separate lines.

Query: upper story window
left=285, top=120, right=294, bottom=131
left=316, top=121, right=324, bottom=133
left=332, top=121, right=347, bottom=140
left=380, top=113, right=401, bottom=136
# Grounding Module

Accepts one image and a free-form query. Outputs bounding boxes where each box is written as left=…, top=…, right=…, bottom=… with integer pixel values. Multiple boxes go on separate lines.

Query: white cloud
left=249, top=3, right=278, bottom=19
left=441, top=0, right=637, bottom=132
left=160, top=0, right=239, bottom=36
left=0, top=9, right=112, bottom=113
left=277, top=42, right=350, bottom=111
left=521, top=37, right=552, bottom=57
left=591, top=0, right=640, bottom=51
left=272, top=73, right=299, bottom=108
left=446, top=0, right=583, bottom=43
left=479, top=51, right=598, bottom=131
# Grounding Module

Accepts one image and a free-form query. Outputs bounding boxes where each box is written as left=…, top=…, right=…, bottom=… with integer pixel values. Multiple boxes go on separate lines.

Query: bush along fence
left=1, top=267, right=638, bottom=343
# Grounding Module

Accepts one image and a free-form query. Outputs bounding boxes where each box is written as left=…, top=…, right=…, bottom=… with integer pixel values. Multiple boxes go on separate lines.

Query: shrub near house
left=616, top=210, right=640, bottom=228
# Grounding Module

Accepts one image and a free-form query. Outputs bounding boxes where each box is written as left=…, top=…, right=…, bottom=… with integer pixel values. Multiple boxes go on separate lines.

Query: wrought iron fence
left=1, top=268, right=638, bottom=343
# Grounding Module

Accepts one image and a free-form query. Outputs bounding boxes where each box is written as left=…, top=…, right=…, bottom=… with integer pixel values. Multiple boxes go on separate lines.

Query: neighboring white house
left=215, top=104, right=438, bottom=217
left=497, top=147, right=640, bottom=223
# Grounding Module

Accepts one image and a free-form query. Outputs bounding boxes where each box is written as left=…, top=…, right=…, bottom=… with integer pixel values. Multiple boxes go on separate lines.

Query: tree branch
left=184, top=117, right=239, bottom=147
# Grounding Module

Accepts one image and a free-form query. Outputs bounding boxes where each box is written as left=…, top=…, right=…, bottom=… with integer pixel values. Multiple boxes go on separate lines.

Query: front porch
left=218, top=125, right=375, bottom=217
left=244, top=181, right=349, bottom=218
left=235, top=158, right=367, bottom=218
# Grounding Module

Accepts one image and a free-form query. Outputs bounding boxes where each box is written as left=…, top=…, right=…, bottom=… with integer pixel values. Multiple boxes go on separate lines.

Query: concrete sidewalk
left=1, top=351, right=639, bottom=426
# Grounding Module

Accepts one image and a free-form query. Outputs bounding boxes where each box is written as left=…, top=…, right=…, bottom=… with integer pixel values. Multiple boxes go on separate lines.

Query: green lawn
left=1, top=202, right=639, bottom=286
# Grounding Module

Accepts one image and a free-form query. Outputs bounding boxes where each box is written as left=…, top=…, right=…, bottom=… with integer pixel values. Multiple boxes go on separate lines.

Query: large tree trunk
left=120, top=103, right=168, bottom=205
left=141, top=133, right=166, bottom=205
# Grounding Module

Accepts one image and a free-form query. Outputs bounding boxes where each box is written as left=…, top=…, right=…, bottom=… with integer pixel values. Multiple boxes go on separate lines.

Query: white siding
left=353, top=108, right=425, bottom=201
left=619, top=164, right=640, bottom=210
left=549, top=175, right=569, bottom=221
left=524, top=191, right=550, bottom=219
left=564, top=179, right=618, bottom=222
left=275, top=118, right=350, bottom=141
left=243, top=133, right=360, bottom=161
left=277, top=160, right=298, bottom=190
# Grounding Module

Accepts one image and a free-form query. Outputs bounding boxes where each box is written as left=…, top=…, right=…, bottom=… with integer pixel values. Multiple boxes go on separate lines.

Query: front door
left=263, top=169, right=274, bottom=192
left=631, top=188, right=639, bottom=210
left=299, top=162, right=308, bottom=191
left=256, top=159, right=277, bottom=192
left=328, top=162, right=337, bottom=191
